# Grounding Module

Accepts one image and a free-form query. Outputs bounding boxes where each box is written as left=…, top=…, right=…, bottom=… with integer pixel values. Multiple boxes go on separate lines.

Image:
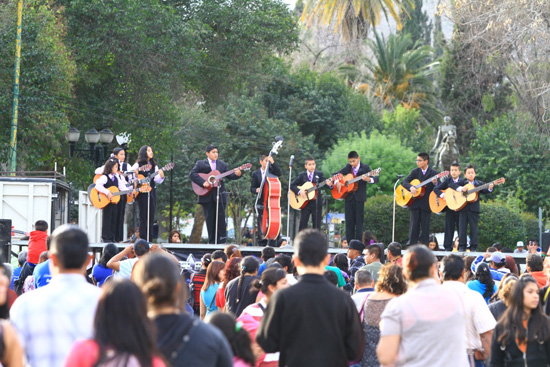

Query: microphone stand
left=315, top=175, right=320, bottom=231
left=286, top=156, right=294, bottom=243
left=215, top=183, right=221, bottom=245
left=392, top=176, right=404, bottom=243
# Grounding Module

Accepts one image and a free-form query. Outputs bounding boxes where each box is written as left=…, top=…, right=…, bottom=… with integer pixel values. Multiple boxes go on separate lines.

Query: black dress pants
left=459, top=209, right=479, bottom=252
left=408, top=208, right=431, bottom=246
left=299, top=200, right=323, bottom=231
left=137, top=189, right=156, bottom=242
left=443, top=209, right=460, bottom=251
left=101, top=203, right=118, bottom=243
left=202, top=198, right=227, bottom=244
left=115, top=194, right=127, bottom=242
left=345, top=199, right=365, bottom=241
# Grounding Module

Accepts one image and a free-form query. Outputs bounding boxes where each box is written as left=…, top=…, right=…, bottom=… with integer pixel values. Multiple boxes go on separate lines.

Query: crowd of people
left=3, top=220, right=550, bottom=367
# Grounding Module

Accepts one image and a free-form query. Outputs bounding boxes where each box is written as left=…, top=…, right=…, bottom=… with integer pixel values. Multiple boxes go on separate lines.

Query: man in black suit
left=256, top=229, right=364, bottom=367
left=250, top=154, right=282, bottom=246
left=433, top=162, right=462, bottom=251
left=189, top=144, right=241, bottom=244
left=449, top=164, right=494, bottom=252
left=290, top=157, right=332, bottom=231
left=335, top=151, right=379, bottom=242
left=402, top=152, right=438, bottom=246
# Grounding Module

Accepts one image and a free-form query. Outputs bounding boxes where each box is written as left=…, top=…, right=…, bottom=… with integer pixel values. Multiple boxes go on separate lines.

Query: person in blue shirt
left=10, top=251, right=26, bottom=290
left=92, top=243, right=118, bottom=287
left=33, top=257, right=52, bottom=289
left=258, top=246, right=275, bottom=277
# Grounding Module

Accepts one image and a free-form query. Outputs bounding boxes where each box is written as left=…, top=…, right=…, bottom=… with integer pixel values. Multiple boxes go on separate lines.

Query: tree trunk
left=190, top=204, right=205, bottom=243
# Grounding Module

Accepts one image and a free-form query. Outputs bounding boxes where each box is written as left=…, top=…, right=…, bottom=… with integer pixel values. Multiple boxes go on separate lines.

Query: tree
left=301, top=0, right=413, bottom=41
left=342, top=31, right=440, bottom=124
left=398, top=0, right=432, bottom=48
left=447, top=0, right=550, bottom=133
left=382, top=105, right=431, bottom=153
left=469, top=113, right=550, bottom=219
left=0, top=1, right=75, bottom=170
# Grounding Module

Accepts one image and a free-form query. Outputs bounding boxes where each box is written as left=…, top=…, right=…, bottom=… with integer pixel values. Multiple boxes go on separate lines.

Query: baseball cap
left=517, top=241, right=524, bottom=247
left=490, top=252, right=506, bottom=264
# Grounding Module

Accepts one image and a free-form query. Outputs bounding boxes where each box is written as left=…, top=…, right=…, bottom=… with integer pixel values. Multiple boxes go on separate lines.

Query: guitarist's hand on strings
left=299, top=190, right=307, bottom=199
left=159, top=169, right=165, bottom=179
left=107, top=192, right=114, bottom=200
left=410, top=187, right=418, bottom=195
left=361, top=175, right=373, bottom=183
left=325, top=179, right=333, bottom=188
left=432, top=178, right=438, bottom=185
left=336, top=181, right=343, bottom=193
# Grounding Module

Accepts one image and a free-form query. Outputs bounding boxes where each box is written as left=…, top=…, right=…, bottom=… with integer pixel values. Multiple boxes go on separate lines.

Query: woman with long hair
left=467, top=262, right=498, bottom=304
left=489, top=275, right=518, bottom=321
left=65, top=279, right=165, bottom=367
left=489, top=274, right=550, bottom=366
left=132, top=146, right=165, bottom=242
left=333, top=253, right=350, bottom=283
left=0, top=263, right=23, bottom=367
left=362, top=231, right=377, bottom=246
left=94, top=147, right=131, bottom=242
left=200, top=261, right=225, bottom=319
left=94, top=158, right=129, bottom=243
left=238, top=267, right=289, bottom=366
left=168, top=230, right=181, bottom=243
left=92, top=243, right=118, bottom=286
left=427, top=235, right=439, bottom=251
left=225, top=256, right=259, bottom=317
left=361, top=264, right=407, bottom=367
left=225, top=244, right=243, bottom=259
left=207, top=312, right=256, bottom=367
left=377, top=245, right=469, bottom=367
left=133, top=253, right=233, bottom=367
left=216, top=257, right=242, bottom=310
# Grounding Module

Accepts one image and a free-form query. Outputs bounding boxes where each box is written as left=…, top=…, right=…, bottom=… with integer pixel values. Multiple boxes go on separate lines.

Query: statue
left=431, top=116, right=460, bottom=172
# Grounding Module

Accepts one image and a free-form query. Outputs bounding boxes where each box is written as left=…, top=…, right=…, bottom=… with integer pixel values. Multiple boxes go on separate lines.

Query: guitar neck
left=215, top=168, right=238, bottom=181
left=465, top=181, right=494, bottom=195
left=112, top=189, right=135, bottom=196
left=347, top=172, right=376, bottom=185
left=414, top=174, right=440, bottom=189
left=306, top=180, right=327, bottom=193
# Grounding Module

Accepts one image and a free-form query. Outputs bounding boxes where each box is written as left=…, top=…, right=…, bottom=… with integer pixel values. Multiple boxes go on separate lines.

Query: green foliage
left=344, top=30, right=440, bottom=124
left=382, top=105, right=432, bottom=152
left=262, top=64, right=380, bottom=151
left=399, top=0, right=432, bottom=48
left=469, top=114, right=550, bottom=220
left=322, top=130, right=418, bottom=198
left=364, top=194, right=445, bottom=245
left=478, top=201, right=526, bottom=251
left=438, top=33, right=512, bottom=153
left=179, top=0, right=299, bottom=103
left=521, top=212, right=541, bottom=242
left=0, top=1, right=75, bottom=169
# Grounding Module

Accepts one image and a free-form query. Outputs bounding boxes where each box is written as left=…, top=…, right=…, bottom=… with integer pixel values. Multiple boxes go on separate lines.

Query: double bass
left=255, top=137, right=283, bottom=240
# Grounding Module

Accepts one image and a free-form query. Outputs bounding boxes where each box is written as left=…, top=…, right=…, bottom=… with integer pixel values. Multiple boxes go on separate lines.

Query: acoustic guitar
left=88, top=184, right=147, bottom=209
left=395, top=171, right=449, bottom=208
left=289, top=173, right=343, bottom=210
left=445, top=178, right=505, bottom=211
left=429, top=189, right=447, bottom=214
left=135, top=162, right=176, bottom=198
left=331, top=168, right=381, bottom=200
left=191, top=163, right=252, bottom=197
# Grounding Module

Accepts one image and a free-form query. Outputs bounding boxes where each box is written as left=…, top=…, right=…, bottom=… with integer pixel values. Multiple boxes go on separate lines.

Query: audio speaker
left=0, top=219, right=12, bottom=263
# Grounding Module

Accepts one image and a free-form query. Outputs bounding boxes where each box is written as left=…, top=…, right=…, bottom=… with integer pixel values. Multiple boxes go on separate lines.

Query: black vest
left=104, top=174, right=118, bottom=189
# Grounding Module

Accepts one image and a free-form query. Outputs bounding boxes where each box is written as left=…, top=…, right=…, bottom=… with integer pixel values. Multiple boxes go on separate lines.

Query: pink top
left=65, top=339, right=166, bottom=367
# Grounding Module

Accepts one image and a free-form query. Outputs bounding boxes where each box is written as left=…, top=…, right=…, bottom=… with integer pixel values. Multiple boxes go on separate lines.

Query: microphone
left=396, top=175, right=404, bottom=178
left=275, top=136, right=283, bottom=142
left=315, top=175, right=319, bottom=182
left=289, top=155, right=294, bottom=166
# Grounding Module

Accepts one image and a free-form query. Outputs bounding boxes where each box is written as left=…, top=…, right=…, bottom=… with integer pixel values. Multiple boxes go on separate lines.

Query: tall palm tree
left=341, top=30, right=440, bottom=121
left=301, top=0, right=413, bottom=41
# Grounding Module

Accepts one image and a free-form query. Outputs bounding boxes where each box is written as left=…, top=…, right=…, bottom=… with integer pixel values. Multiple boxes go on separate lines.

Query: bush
left=478, top=201, right=526, bottom=251
left=365, top=194, right=445, bottom=246
left=521, top=212, right=541, bottom=242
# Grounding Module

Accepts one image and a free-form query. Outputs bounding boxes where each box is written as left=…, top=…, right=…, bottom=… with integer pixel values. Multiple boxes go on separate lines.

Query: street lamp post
left=65, top=126, right=115, bottom=167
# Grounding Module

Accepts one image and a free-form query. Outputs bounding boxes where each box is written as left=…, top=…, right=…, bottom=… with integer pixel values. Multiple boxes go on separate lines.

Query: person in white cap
left=514, top=241, right=525, bottom=253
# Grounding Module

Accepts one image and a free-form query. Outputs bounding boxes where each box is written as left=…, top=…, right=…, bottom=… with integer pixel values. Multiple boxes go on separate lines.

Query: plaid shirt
left=10, top=273, right=102, bottom=367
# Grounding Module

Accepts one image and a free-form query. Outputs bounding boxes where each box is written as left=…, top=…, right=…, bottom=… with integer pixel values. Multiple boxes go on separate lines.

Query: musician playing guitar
left=94, top=158, right=130, bottom=242
left=449, top=164, right=494, bottom=252
left=433, top=163, right=462, bottom=251
left=132, top=146, right=165, bottom=242
left=95, top=147, right=131, bottom=242
left=250, top=154, right=281, bottom=246
left=402, top=153, right=439, bottom=246
left=189, top=144, right=242, bottom=244
left=334, top=151, right=379, bottom=242
left=290, top=157, right=332, bottom=231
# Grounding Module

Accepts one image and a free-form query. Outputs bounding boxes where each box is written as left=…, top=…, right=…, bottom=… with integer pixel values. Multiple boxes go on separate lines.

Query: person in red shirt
left=27, top=220, right=48, bottom=265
